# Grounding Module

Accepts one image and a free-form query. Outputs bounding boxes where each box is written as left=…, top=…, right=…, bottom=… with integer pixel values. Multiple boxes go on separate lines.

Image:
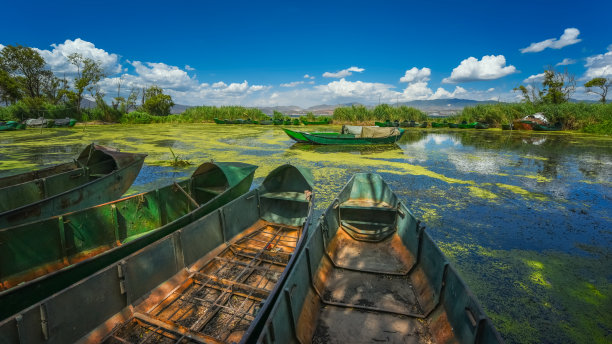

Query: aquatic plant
left=168, top=147, right=191, bottom=167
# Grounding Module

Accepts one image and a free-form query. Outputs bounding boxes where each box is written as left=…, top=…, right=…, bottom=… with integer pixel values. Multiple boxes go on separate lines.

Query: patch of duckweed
left=467, top=186, right=499, bottom=200
left=494, top=183, right=548, bottom=201
left=438, top=242, right=612, bottom=344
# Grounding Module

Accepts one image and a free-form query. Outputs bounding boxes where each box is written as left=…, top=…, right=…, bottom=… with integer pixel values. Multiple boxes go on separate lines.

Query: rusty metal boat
left=0, top=161, right=257, bottom=322
left=0, top=164, right=314, bottom=344
left=256, top=173, right=504, bottom=343
left=0, top=144, right=147, bottom=228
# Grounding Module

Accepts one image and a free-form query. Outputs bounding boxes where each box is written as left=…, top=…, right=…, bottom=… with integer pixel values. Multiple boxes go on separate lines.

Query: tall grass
left=439, top=103, right=612, bottom=132
left=333, top=104, right=427, bottom=123
left=119, top=106, right=269, bottom=124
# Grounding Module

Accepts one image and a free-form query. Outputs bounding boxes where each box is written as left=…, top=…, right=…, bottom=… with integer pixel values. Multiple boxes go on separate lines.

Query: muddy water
left=1, top=124, right=610, bottom=344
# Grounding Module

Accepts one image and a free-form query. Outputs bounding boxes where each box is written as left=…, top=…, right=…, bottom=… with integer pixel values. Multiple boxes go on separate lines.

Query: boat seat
left=194, top=186, right=225, bottom=195
left=339, top=200, right=397, bottom=242
left=259, top=191, right=309, bottom=202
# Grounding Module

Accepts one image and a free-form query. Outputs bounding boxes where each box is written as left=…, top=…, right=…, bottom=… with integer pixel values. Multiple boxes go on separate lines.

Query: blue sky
left=2, top=0, right=611, bottom=107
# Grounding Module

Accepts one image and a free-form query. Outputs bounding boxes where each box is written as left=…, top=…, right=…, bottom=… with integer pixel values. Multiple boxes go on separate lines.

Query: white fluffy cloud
left=556, top=58, right=576, bottom=66
left=442, top=55, right=517, bottom=83
left=129, top=61, right=196, bottom=91
left=429, top=86, right=467, bottom=100
left=583, top=45, right=612, bottom=79
left=523, top=73, right=545, bottom=84
left=184, top=65, right=195, bottom=71
left=34, top=38, right=122, bottom=75
left=322, top=66, right=364, bottom=78
left=303, top=74, right=315, bottom=79
left=520, top=28, right=581, bottom=53
left=400, top=67, right=431, bottom=83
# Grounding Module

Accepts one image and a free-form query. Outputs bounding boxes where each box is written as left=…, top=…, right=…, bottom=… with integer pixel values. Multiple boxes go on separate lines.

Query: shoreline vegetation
left=3, top=102, right=610, bottom=135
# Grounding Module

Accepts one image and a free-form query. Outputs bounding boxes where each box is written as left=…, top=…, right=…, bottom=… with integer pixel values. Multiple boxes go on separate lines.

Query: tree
left=541, top=67, right=575, bottom=104
left=584, top=77, right=611, bottom=103
left=142, top=85, right=174, bottom=116
left=67, top=53, right=105, bottom=112
left=0, top=69, right=21, bottom=105
left=0, top=45, right=49, bottom=98
left=513, top=85, right=542, bottom=104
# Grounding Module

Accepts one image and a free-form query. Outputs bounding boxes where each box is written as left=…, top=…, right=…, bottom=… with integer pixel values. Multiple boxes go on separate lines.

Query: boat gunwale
left=0, top=162, right=257, bottom=300
left=0, top=150, right=148, bottom=221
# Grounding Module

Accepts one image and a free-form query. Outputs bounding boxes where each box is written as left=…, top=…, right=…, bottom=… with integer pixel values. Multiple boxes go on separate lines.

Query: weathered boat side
left=0, top=164, right=314, bottom=344
left=283, top=128, right=339, bottom=143
left=302, top=128, right=404, bottom=145
left=0, top=144, right=147, bottom=228
left=0, top=162, right=257, bottom=322
left=256, top=173, right=504, bottom=344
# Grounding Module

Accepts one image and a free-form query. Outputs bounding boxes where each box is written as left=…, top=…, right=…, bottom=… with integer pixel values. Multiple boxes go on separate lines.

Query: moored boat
left=0, top=121, right=25, bottom=131
left=475, top=122, right=490, bottom=129
left=458, top=121, right=478, bottom=129
left=283, top=128, right=339, bottom=143
left=256, top=173, right=503, bottom=343
left=501, top=124, right=511, bottom=130
left=448, top=123, right=459, bottom=128
left=375, top=120, right=399, bottom=127
left=0, top=144, right=147, bottom=228
left=301, top=125, right=404, bottom=145
left=512, top=120, right=535, bottom=130
left=533, top=123, right=562, bottom=131
left=301, top=118, right=331, bottom=125
left=431, top=122, right=446, bottom=128
left=0, top=162, right=257, bottom=321
left=0, top=164, right=314, bottom=343
left=420, top=121, right=428, bottom=128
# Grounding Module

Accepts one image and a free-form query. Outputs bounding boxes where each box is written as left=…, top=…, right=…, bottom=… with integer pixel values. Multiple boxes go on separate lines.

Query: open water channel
left=0, top=124, right=610, bottom=344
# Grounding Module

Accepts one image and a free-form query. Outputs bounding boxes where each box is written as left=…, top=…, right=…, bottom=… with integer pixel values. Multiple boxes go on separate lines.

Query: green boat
left=420, top=121, right=428, bottom=128
left=533, top=124, right=562, bottom=131
left=448, top=123, right=459, bottom=128
left=0, top=162, right=257, bottom=321
left=283, top=128, right=340, bottom=143
left=300, top=125, right=404, bottom=145
left=458, top=121, right=478, bottom=129
left=375, top=120, right=399, bottom=127
left=431, top=122, right=446, bottom=128
left=0, top=165, right=314, bottom=343
left=0, top=121, right=24, bottom=131
left=301, top=118, right=331, bottom=125
left=256, top=173, right=503, bottom=343
left=475, top=122, right=490, bottom=129
left=0, top=144, right=147, bottom=229
left=501, top=124, right=511, bottom=130
left=213, top=118, right=225, bottom=124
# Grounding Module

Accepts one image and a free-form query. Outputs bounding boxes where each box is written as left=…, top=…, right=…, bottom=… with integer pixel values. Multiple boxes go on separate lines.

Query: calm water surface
left=1, top=124, right=610, bottom=344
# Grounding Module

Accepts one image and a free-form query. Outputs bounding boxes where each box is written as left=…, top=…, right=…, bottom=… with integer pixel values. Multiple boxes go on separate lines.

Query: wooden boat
left=375, top=121, right=399, bottom=128
left=431, top=122, right=446, bottom=128
left=533, top=124, right=562, bottom=131
left=512, top=120, right=535, bottom=130
left=0, top=164, right=314, bottom=343
left=0, top=162, right=257, bottom=321
left=501, top=124, right=511, bottom=130
left=0, top=144, right=146, bottom=228
left=301, top=119, right=331, bottom=125
left=301, top=126, right=404, bottom=145
left=458, top=122, right=477, bottom=129
left=283, top=128, right=339, bottom=143
left=420, top=121, right=428, bottom=128
left=475, top=122, right=490, bottom=129
left=448, top=123, right=459, bottom=128
left=256, top=173, right=504, bottom=343
left=213, top=118, right=225, bottom=124
left=0, top=121, right=25, bottom=131
left=51, top=118, right=77, bottom=127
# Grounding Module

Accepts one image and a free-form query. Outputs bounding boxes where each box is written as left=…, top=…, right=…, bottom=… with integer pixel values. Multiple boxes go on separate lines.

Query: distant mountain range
left=80, top=97, right=597, bottom=116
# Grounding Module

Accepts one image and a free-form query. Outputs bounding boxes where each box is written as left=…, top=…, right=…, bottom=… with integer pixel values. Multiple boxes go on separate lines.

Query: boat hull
left=0, top=165, right=314, bottom=343
left=0, top=162, right=258, bottom=321
left=302, top=130, right=404, bottom=145
left=0, top=145, right=147, bottom=228
left=256, top=173, right=503, bottom=344
left=283, top=128, right=339, bottom=143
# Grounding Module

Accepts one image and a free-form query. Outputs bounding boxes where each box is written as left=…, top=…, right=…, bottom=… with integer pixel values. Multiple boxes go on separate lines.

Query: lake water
left=1, top=124, right=610, bottom=344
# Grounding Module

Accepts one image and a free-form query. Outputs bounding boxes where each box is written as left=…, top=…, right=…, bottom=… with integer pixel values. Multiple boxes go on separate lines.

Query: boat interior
left=257, top=173, right=502, bottom=344
left=0, top=163, right=233, bottom=291
left=0, top=145, right=119, bottom=213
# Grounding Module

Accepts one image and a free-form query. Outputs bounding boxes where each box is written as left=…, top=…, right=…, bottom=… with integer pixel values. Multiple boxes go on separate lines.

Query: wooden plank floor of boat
left=102, top=220, right=302, bottom=344
left=309, top=228, right=434, bottom=344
